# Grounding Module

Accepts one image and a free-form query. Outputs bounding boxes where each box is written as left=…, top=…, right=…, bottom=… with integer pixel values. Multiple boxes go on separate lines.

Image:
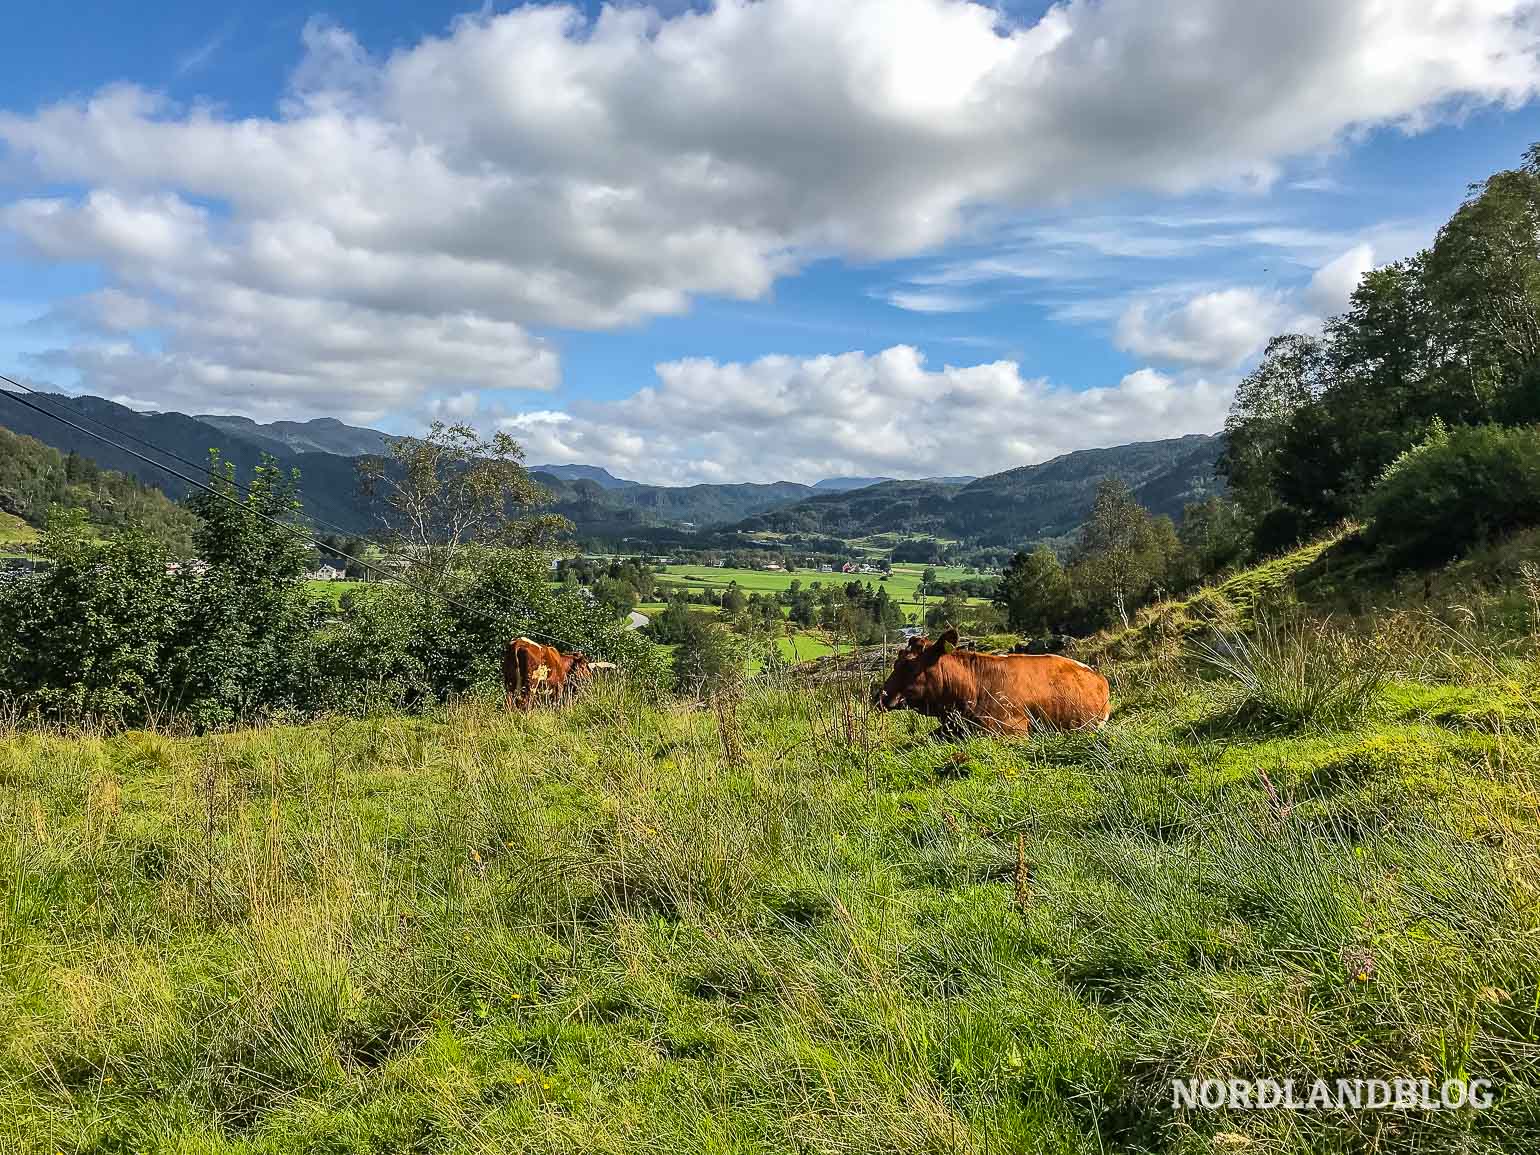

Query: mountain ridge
left=2, top=391, right=1223, bottom=550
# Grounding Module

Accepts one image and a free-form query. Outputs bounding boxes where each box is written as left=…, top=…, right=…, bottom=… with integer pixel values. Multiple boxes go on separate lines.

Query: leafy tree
left=357, top=422, right=567, bottom=581
left=993, top=545, right=1071, bottom=634
left=1220, top=334, right=1325, bottom=521
left=1069, top=479, right=1178, bottom=629
left=166, top=453, right=314, bottom=728
left=0, top=509, right=176, bottom=722
left=671, top=617, right=752, bottom=698
left=1422, top=145, right=1540, bottom=421
left=592, top=575, right=639, bottom=618
left=1363, top=423, right=1540, bottom=566
left=1172, top=496, right=1251, bottom=589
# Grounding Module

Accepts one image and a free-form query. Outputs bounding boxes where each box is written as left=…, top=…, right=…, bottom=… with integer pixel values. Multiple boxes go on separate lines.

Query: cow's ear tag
left=940, top=638, right=956, bottom=654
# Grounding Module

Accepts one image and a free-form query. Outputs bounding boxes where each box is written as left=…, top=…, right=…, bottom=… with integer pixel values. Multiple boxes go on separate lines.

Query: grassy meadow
left=654, top=562, right=990, bottom=622
left=5, top=545, right=1540, bottom=1152
left=0, top=510, right=38, bottom=553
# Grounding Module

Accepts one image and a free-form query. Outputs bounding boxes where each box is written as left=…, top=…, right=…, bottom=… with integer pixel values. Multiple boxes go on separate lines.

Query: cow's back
left=961, top=652, right=1110, bottom=731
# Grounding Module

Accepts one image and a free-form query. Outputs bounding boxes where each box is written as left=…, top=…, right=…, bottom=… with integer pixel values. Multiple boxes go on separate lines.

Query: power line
left=0, top=372, right=386, bottom=545
left=0, top=377, right=583, bottom=652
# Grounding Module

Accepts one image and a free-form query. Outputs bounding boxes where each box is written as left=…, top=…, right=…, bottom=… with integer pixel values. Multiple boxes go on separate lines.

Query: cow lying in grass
left=502, top=637, right=596, bottom=712
left=875, top=627, right=1110, bottom=736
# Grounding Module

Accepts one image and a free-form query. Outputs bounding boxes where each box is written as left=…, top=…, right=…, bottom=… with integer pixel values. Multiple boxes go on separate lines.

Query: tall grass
left=1189, top=611, right=1389, bottom=732
left=2, top=617, right=1538, bottom=1152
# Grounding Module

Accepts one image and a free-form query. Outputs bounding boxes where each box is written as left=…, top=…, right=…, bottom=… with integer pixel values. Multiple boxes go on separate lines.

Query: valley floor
left=3, top=638, right=1539, bottom=1153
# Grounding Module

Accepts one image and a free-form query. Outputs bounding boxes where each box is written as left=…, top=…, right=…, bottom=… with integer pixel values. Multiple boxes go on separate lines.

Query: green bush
left=1364, top=423, right=1540, bottom=565
left=0, top=509, right=178, bottom=722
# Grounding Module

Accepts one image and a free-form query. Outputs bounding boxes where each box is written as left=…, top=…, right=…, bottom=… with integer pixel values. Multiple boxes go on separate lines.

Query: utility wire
left=2, top=372, right=407, bottom=549
left=0, top=375, right=584, bottom=652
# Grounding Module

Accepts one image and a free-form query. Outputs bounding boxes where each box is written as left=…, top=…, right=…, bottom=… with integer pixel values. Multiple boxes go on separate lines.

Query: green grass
left=4, top=606, right=1540, bottom=1151
left=655, top=562, right=990, bottom=622
left=0, top=510, right=37, bottom=546
left=305, top=578, right=369, bottom=606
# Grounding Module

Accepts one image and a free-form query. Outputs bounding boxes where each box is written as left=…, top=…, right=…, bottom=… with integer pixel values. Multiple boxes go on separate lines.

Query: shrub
left=1364, top=423, right=1540, bottom=566
left=671, top=617, right=755, bottom=699
left=0, top=509, right=178, bottom=722
left=1189, top=613, right=1387, bottom=732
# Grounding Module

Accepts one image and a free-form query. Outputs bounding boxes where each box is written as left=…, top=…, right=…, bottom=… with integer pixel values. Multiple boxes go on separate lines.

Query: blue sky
left=0, top=1, right=1537, bottom=483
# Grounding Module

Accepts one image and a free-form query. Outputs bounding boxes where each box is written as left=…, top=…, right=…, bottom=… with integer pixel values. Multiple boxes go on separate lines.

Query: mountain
left=814, top=476, right=895, bottom=492
left=527, top=464, right=639, bottom=490
left=3, top=391, right=1223, bottom=551
left=0, top=392, right=376, bottom=533
left=0, top=422, right=198, bottom=553
left=734, top=434, right=1224, bottom=548
left=196, top=414, right=394, bottom=457
left=532, top=473, right=815, bottom=530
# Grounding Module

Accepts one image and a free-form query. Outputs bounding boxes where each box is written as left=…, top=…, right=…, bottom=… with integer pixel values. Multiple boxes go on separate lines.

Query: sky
left=0, top=1, right=1537, bottom=485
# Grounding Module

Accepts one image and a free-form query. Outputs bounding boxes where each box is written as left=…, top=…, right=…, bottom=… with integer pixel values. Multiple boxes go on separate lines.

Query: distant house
left=764, top=562, right=783, bottom=571
left=308, top=564, right=346, bottom=582
left=818, top=564, right=833, bottom=573
left=840, top=562, right=856, bottom=573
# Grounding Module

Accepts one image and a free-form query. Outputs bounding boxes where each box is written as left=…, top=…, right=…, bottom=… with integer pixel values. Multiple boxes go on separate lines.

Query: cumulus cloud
left=500, top=345, right=1232, bottom=484
left=1, top=0, right=1537, bottom=422
left=1114, top=287, right=1305, bottom=369
left=1305, top=242, right=1377, bottom=316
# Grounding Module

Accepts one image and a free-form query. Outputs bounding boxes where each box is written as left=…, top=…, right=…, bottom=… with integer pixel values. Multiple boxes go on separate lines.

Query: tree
left=993, top=545, right=1070, bottom=634
left=357, top=422, right=568, bottom=580
left=592, top=576, right=639, bottom=619
left=1172, top=496, right=1251, bottom=589
left=1219, top=334, right=1325, bottom=520
left=1069, top=479, right=1178, bottom=629
left=1422, top=147, right=1540, bottom=420
left=167, top=453, right=315, bottom=728
left=671, top=617, right=752, bottom=699
left=0, top=509, right=176, bottom=722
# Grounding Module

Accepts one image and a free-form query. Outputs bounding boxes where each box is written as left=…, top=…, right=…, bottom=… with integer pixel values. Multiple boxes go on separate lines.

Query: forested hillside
left=734, top=433, right=1222, bottom=547
left=0, top=424, right=196, bottom=553
left=0, top=392, right=376, bottom=532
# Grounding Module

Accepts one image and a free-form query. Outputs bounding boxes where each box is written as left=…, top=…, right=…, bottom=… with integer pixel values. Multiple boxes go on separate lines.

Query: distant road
left=627, top=611, right=650, bottom=631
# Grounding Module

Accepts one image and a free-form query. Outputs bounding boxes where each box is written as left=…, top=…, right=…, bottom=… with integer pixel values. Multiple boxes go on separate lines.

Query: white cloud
left=1, top=0, right=1537, bottom=423
left=500, top=345, right=1232, bottom=485
left=882, top=288, right=981, bottom=313
left=1305, top=242, right=1377, bottom=316
left=1115, top=287, right=1303, bottom=369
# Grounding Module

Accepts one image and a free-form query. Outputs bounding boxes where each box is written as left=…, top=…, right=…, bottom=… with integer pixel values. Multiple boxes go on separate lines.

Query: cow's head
left=562, top=651, right=594, bottom=686
left=877, top=628, right=958, bottom=710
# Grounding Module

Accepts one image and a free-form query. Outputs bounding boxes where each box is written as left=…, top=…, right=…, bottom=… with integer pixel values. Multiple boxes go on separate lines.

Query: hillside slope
left=736, top=433, right=1223, bottom=547
left=0, top=423, right=198, bottom=552
left=196, top=414, right=394, bottom=457
left=4, top=609, right=1536, bottom=1150
left=0, top=392, right=376, bottom=532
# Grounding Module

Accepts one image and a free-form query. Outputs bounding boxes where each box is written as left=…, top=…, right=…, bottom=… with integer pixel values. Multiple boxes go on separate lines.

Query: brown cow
left=502, top=636, right=594, bottom=712
left=875, top=627, right=1110, bottom=736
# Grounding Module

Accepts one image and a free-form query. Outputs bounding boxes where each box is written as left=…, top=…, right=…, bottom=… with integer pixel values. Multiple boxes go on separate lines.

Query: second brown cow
left=875, top=627, right=1110, bottom=736
left=502, top=636, right=593, bottom=711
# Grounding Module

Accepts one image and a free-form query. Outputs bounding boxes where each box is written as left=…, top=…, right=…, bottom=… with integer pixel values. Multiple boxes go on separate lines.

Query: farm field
left=654, top=562, right=991, bottom=622
left=5, top=591, right=1538, bottom=1152
left=305, top=578, right=369, bottom=606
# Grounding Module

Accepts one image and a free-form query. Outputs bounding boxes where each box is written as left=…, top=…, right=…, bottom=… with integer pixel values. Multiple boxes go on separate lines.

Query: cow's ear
left=940, top=627, right=959, bottom=653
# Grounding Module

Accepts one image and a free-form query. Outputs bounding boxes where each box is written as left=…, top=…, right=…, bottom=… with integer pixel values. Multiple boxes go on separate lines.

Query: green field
left=0, top=511, right=37, bottom=546
left=5, top=570, right=1539, bottom=1150
left=654, top=562, right=990, bottom=622
left=305, top=578, right=369, bottom=606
